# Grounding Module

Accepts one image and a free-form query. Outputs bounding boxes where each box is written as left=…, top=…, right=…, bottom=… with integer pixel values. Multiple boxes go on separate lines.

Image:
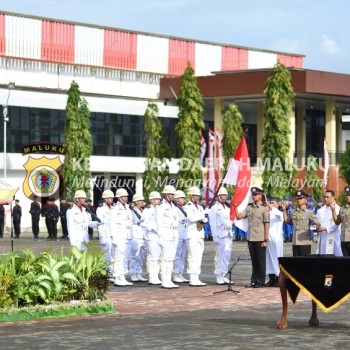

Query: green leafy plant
left=175, top=61, right=205, bottom=189
left=66, top=246, right=109, bottom=301
left=262, top=61, right=295, bottom=198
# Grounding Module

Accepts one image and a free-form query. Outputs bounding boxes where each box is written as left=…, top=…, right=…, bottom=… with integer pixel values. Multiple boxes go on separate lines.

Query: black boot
left=266, top=274, right=276, bottom=287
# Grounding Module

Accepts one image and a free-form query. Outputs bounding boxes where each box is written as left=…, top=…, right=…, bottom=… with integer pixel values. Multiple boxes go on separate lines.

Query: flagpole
left=208, top=129, right=248, bottom=209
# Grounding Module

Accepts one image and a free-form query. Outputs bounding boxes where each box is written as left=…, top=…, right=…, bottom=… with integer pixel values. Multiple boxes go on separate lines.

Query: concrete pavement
left=1, top=233, right=350, bottom=349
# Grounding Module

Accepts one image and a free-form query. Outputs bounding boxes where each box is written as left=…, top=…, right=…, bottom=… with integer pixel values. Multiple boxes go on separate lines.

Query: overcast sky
left=1, top=0, right=349, bottom=74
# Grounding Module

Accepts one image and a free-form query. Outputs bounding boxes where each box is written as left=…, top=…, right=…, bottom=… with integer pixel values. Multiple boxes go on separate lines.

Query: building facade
left=1, top=10, right=348, bottom=230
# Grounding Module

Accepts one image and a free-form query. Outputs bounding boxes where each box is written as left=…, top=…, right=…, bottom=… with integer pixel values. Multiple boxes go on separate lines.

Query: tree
left=221, top=104, right=244, bottom=197
left=261, top=62, right=295, bottom=198
left=222, top=104, right=244, bottom=167
left=175, top=62, right=205, bottom=190
left=340, top=142, right=350, bottom=185
left=62, top=81, right=93, bottom=196
left=142, top=100, right=171, bottom=199
left=304, top=155, right=323, bottom=201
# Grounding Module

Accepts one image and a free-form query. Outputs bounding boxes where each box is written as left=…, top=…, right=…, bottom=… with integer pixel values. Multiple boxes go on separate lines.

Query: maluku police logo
left=23, top=156, right=63, bottom=199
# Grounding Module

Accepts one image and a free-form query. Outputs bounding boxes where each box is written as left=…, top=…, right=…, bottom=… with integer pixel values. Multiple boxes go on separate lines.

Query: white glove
left=98, top=220, right=105, bottom=225
left=202, top=217, right=208, bottom=224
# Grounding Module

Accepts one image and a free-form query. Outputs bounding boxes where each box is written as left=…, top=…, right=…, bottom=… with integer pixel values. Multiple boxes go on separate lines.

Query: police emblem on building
left=23, top=156, right=63, bottom=199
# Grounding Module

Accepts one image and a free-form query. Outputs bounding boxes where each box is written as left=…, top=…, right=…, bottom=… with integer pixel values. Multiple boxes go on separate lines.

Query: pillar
left=213, top=98, right=224, bottom=132
left=135, top=173, right=143, bottom=195
left=325, top=99, right=337, bottom=165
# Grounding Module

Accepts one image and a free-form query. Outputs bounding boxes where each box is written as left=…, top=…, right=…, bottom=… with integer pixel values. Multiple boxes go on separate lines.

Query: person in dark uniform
left=45, top=198, right=60, bottom=240
left=12, top=199, right=22, bottom=238
left=234, top=187, right=270, bottom=288
left=0, top=204, right=5, bottom=238
left=59, top=196, right=69, bottom=239
left=283, top=196, right=294, bottom=242
left=29, top=195, right=41, bottom=239
left=86, top=198, right=95, bottom=240
left=282, top=190, right=320, bottom=256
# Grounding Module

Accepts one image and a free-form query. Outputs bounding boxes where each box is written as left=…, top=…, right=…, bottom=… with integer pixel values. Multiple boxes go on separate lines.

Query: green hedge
left=0, top=300, right=115, bottom=322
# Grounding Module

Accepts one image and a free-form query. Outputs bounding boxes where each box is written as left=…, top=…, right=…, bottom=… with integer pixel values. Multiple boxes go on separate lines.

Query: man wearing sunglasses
left=282, top=190, right=320, bottom=256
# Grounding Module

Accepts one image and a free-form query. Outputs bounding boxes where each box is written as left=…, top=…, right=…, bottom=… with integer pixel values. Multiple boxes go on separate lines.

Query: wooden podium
left=277, top=256, right=350, bottom=329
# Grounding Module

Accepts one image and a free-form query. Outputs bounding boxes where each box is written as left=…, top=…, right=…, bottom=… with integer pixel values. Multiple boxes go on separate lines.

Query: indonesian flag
left=323, top=138, right=329, bottom=191
left=222, top=135, right=251, bottom=222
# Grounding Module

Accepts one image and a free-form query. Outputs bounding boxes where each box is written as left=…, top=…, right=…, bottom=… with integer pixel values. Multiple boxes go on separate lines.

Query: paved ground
left=1, top=232, right=350, bottom=349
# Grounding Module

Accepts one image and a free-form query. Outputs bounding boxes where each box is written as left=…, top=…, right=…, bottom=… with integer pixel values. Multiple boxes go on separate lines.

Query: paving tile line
left=109, top=285, right=310, bottom=316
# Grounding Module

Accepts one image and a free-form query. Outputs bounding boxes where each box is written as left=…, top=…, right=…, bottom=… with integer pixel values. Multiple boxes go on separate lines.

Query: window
left=1, top=106, right=176, bottom=158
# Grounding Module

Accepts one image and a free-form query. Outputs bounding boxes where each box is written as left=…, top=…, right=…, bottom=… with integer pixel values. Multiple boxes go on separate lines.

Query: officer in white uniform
left=173, top=190, right=190, bottom=283
left=208, top=187, right=234, bottom=285
left=96, top=189, right=115, bottom=273
left=157, top=185, right=179, bottom=289
left=130, top=194, right=148, bottom=282
left=140, top=191, right=162, bottom=285
left=112, top=188, right=133, bottom=287
left=265, top=198, right=284, bottom=287
left=185, top=186, right=208, bottom=286
left=67, top=190, right=101, bottom=251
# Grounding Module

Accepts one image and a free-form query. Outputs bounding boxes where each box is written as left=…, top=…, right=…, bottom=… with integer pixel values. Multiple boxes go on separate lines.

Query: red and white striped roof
left=0, top=11, right=303, bottom=76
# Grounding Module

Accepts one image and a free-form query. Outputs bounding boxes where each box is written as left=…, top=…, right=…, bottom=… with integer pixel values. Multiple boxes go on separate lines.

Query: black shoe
left=254, top=283, right=266, bottom=288
left=245, top=283, right=256, bottom=288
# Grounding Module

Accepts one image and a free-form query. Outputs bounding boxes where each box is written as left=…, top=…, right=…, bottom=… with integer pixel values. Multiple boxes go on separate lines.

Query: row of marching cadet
left=66, top=185, right=235, bottom=289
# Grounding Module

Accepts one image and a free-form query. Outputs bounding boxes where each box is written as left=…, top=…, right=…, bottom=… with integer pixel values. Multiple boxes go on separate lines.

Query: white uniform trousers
left=146, top=240, right=161, bottom=274
left=99, top=235, right=113, bottom=265
left=130, top=237, right=147, bottom=274
left=174, top=237, right=187, bottom=274
left=112, top=238, right=132, bottom=278
left=214, top=236, right=233, bottom=274
left=160, top=239, right=178, bottom=280
left=186, top=237, right=204, bottom=274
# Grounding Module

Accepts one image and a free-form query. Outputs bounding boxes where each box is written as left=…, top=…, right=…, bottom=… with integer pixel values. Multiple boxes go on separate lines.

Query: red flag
left=222, top=135, right=251, bottom=221
left=323, top=138, right=329, bottom=191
